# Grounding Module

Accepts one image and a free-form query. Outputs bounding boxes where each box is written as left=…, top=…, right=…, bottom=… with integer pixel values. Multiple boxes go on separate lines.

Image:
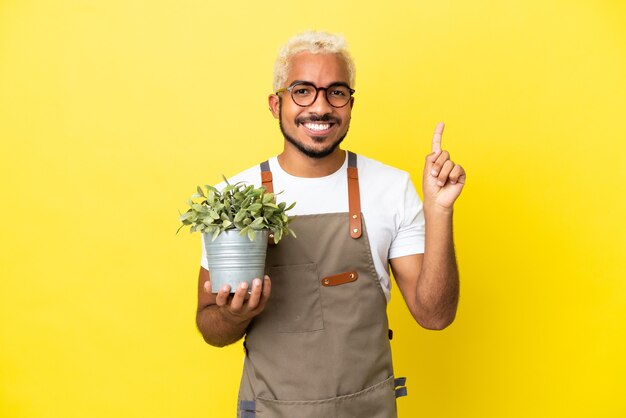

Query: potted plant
left=178, top=179, right=296, bottom=292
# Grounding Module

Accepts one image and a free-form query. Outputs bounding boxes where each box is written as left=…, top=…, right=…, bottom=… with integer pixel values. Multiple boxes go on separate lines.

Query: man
left=196, top=31, right=465, bottom=417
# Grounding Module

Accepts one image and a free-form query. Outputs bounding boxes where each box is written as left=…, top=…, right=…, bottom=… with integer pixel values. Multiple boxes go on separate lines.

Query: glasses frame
left=276, top=81, right=355, bottom=108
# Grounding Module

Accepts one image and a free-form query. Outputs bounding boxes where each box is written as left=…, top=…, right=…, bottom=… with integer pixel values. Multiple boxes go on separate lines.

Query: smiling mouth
left=302, top=122, right=333, bottom=132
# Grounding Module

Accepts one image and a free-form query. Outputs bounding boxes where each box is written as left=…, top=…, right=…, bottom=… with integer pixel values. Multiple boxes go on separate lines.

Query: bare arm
left=390, top=206, right=459, bottom=330
left=390, top=122, right=465, bottom=330
left=195, top=267, right=271, bottom=347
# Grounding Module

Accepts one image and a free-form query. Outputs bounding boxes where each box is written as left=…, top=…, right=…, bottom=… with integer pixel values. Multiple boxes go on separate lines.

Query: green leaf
left=179, top=211, right=193, bottom=221
left=262, top=193, right=274, bottom=203
left=285, top=201, right=296, bottom=211
left=248, top=203, right=262, bottom=212
left=250, top=217, right=265, bottom=230
left=211, top=227, right=221, bottom=241
left=273, top=228, right=282, bottom=243
left=247, top=229, right=256, bottom=241
left=234, top=210, right=246, bottom=222
left=196, top=186, right=205, bottom=197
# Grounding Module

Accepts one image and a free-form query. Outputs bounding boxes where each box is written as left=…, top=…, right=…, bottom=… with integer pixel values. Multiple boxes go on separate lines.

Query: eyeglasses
left=276, top=81, right=355, bottom=108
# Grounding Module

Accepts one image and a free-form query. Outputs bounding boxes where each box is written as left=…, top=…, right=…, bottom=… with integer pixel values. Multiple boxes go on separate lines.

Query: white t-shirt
left=200, top=152, right=425, bottom=302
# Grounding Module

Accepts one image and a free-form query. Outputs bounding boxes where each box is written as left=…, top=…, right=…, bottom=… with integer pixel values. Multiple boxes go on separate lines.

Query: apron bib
left=237, top=152, right=402, bottom=418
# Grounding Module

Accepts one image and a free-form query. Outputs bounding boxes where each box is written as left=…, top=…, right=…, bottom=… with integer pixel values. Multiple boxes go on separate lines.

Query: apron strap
left=259, top=152, right=362, bottom=239
left=347, top=151, right=362, bottom=239
left=260, top=160, right=273, bottom=193
left=239, top=400, right=256, bottom=417
left=260, top=160, right=275, bottom=245
left=394, top=377, right=408, bottom=398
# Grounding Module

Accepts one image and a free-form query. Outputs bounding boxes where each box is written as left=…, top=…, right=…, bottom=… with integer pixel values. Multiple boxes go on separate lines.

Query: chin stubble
left=278, top=104, right=349, bottom=159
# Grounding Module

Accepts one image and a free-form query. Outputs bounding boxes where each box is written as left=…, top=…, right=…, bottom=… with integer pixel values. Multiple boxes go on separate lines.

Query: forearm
left=417, top=204, right=460, bottom=329
left=196, top=305, right=251, bottom=347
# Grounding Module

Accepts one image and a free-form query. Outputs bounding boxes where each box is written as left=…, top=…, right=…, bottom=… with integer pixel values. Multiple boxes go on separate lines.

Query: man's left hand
left=423, top=122, right=466, bottom=210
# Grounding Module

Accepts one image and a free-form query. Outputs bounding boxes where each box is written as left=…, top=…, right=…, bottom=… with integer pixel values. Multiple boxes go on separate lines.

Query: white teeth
left=304, top=123, right=331, bottom=131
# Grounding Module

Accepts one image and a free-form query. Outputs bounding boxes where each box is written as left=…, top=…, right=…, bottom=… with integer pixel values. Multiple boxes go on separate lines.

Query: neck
left=277, top=145, right=346, bottom=178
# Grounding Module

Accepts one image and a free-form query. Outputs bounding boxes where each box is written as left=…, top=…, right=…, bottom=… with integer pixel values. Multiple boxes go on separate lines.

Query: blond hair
left=273, top=31, right=356, bottom=91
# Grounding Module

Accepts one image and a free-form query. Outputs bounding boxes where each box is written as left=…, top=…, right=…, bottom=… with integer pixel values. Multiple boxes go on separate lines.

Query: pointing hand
left=423, top=122, right=466, bottom=210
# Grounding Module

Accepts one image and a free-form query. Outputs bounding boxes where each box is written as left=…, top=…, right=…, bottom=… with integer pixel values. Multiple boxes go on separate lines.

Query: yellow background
left=1, top=0, right=625, bottom=417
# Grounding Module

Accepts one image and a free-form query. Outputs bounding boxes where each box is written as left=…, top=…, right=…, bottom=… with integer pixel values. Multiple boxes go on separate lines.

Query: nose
left=307, top=88, right=333, bottom=114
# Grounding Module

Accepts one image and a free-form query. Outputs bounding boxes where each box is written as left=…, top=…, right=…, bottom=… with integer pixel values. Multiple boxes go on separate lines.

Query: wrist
left=217, top=305, right=251, bottom=327
left=424, top=202, right=454, bottom=218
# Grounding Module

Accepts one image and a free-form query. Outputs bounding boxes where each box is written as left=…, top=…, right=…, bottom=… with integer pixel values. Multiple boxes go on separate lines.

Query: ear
left=349, top=96, right=355, bottom=109
left=268, top=94, right=280, bottom=119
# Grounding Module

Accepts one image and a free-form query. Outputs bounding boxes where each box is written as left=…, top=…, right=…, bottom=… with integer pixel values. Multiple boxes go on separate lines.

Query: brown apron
left=237, top=152, right=407, bottom=418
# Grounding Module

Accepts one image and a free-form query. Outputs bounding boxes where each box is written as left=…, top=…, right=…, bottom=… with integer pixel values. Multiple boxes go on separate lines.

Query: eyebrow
left=289, top=80, right=351, bottom=88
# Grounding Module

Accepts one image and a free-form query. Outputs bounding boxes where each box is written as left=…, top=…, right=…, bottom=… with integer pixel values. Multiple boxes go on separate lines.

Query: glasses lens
left=326, top=84, right=352, bottom=107
left=290, top=83, right=317, bottom=106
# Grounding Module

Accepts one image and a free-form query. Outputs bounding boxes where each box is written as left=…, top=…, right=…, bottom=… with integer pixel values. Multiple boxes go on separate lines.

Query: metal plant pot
left=203, top=229, right=268, bottom=293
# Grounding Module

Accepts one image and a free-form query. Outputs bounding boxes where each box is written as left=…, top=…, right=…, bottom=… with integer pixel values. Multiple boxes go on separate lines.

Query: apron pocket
left=255, top=375, right=396, bottom=418
left=264, top=263, right=324, bottom=333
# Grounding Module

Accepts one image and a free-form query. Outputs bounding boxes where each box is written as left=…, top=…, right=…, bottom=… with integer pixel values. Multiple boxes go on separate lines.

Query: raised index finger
left=432, top=122, right=445, bottom=153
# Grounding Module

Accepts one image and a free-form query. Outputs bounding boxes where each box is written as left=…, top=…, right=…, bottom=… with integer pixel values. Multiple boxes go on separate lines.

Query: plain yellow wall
left=1, top=1, right=625, bottom=417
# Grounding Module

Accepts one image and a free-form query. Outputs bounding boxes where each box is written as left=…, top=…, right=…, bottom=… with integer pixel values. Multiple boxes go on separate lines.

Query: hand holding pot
left=208, top=275, right=272, bottom=323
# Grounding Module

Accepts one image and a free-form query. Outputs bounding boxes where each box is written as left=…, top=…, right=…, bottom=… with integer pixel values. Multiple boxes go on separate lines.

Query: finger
left=246, top=278, right=263, bottom=309
left=424, top=150, right=442, bottom=179
left=437, top=160, right=455, bottom=186
left=431, top=122, right=445, bottom=153
left=215, top=284, right=231, bottom=307
left=425, top=149, right=442, bottom=165
left=449, top=165, right=465, bottom=185
left=259, top=275, right=272, bottom=306
left=430, top=150, right=450, bottom=177
left=229, top=281, right=249, bottom=312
